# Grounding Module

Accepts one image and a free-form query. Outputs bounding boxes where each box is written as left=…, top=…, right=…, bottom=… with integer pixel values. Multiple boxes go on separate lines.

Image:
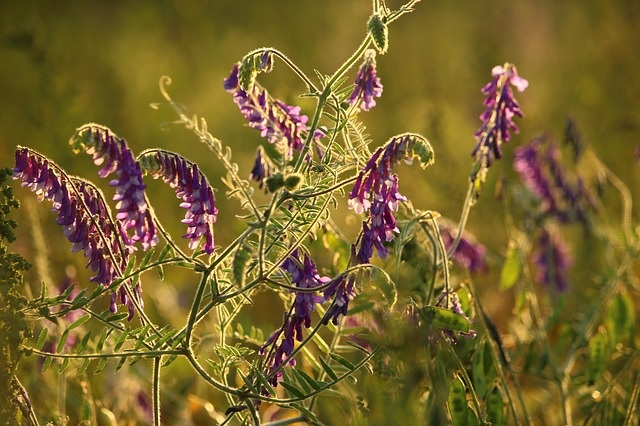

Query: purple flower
left=143, top=151, right=218, bottom=255
left=439, top=221, right=488, bottom=274
left=259, top=250, right=328, bottom=387
left=224, top=65, right=324, bottom=159
left=13, top=148, right=141, bottom=317
left=70, top=125, right=158, bottom=251
left=322, top=275, right=357, bottom=325
left=531, top=227, right=572, bottom=293
left=249, top=146, right=272, bottom=190
left=472, top=64, right=528, bottom=167
left=347, top=49, right=383, bottom=111
left=514, top=137, right=597, bottom=224
left=348, top=136, right=416, bottom=263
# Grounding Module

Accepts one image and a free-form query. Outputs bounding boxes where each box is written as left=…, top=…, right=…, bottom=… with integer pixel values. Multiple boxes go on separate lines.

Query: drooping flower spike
left=13, top=147, right=142, bottom=318
left=69, top=124, right=158, bottom=251
left=139, top=150, right=218, bottom=255
left=472, top=63, right=528, bottom=168
left=513, top=136, right=597, bottom=224
left=224, top=64, right=324, bottom=159
left=347, top=49, right=384, bottom=111
left=348, top=133, right=434, bottom=263
left=259, top=250, right=329, bottom=387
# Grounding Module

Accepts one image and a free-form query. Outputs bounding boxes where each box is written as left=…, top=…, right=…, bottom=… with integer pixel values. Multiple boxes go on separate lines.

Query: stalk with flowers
left=2, top=0, right=639, bottom=425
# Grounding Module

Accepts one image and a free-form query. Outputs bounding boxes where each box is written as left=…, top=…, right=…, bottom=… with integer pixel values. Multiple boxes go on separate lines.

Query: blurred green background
left=1, top=0, right=639, bottom=423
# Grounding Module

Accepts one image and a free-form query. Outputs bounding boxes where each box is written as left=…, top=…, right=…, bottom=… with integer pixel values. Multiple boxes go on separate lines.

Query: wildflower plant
left=3, top=1, right=640, bottom=425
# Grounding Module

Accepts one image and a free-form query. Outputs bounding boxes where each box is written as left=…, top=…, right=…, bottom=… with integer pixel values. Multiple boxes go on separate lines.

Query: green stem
left=26, top=347, right=183, bottom=359
left=185, top=269, right=213, bottom=348
left=152, top=356, right=162, bottom=426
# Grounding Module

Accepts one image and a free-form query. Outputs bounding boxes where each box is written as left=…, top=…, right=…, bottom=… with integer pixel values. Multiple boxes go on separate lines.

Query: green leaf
left=296, top=369, right=322, bottom=391
left=280, top=381, right=306, bottom=399
left=499, top=244, right=521, bottom=290
left=289, top=403, right=319, bottom=423
left=420, top=306, right=471, bottom=333
left=291, top=369, right=312, bottom=394
left=140, top=248, right=155, bottom=270
left=76, top=331, right=92, bottom=354
left=42, top=356, right=53, bottom=373
left=115, top=355, right=127, bottom=372
left=67, top=314, right=91, bottom=331
left=156, top=264, right=165, bottom=281
left=95, top=328, right=109, bottom=353
left=330, top=353, right=355, bottom=370
left=124, top=254, right=137, bottom=278
left=162, top=355, right=178, bottom=367
left=254, top=370, right=276, bottom=397
left=36, top=328, right=48, bottom=350
left=94, top=358, right=108, bottom=374
left=59, top=358, right=71, bottom=374
left=77, top=358, right=91, bottom=376
left=56, top=329, right=70, bottom=353
left=113, top=330, right=129, bottom=352
left=319, top=357, right=339, bottom=382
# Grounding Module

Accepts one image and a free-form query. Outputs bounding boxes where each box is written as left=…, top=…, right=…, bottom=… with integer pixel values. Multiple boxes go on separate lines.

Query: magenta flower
left=347, top=49, right=383, bottom=111
left=70, top=124, right=158, bottom=251
left=142, top=150, right=218, bottom=255
left=472, top=63, right=528, bottom=167
left=224, top=64, right=324, bottom=159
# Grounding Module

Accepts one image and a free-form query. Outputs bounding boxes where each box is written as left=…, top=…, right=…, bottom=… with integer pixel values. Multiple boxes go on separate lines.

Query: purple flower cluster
left=70, top=125, right=158, bottom=251
left=513, top=137, right=597, bottom=224
left=142, top=151, right=218, bottom=254
left=260, top=250, right=329, bottom=386
left=472, top=64, right=528, bottom=167
left=531, top=227, right=572, bottom=293
left=224, top=64, right=324, bottom=159
left=348, top=136, right=415, bottom=263
left=322, top=274, right=357, bottom=325
left=439, top=221, right=488, bottom=274
left=347, top=49, right=383, bottom=111
left=14, top=148, right=141, bottom=318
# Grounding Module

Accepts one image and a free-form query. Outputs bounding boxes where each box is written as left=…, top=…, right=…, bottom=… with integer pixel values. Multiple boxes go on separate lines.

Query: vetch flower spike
left=259, top=250, right=329, bottom=387
left=140, top=150, right=218, bottom=255
left=13, top=147, right=141, bottom=317
left=348, top=134, right=433, bottom=263
left=69, top=124, right=158, bottom=251
left=348, top=49, right=384, bottom=111
left=224, top=64, right=324, bottom=159
left=472, top=63, right=528, bottom=169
